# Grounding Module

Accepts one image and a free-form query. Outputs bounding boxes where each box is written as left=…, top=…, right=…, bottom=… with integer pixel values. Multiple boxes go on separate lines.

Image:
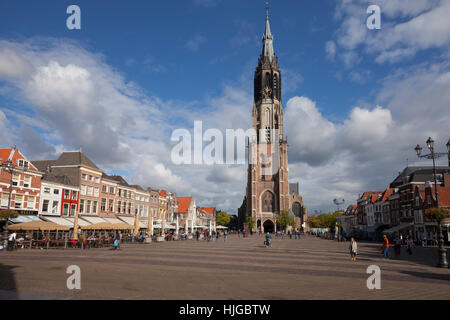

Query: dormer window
left=18, top=159, right=29, bottom=168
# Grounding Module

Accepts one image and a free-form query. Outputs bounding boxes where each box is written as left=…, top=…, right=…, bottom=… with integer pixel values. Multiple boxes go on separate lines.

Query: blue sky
left=1, top=0, right=449, bottom=213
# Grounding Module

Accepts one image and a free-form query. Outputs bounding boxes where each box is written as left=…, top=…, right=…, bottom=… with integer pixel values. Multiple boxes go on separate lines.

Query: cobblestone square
left=1, top=235, right=449, bottom=300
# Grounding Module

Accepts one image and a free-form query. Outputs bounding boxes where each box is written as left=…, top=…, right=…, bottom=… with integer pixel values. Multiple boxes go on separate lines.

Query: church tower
left=244, top=4, right=290, bottom=233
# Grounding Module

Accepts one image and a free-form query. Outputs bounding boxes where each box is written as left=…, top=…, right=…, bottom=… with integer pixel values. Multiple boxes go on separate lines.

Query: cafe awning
left=382, top=223, right=414, bottom=234
left=9, top=221, right=70, bottom=231
left=118, top=216, right=135, bottom=225
left=65, top=217, right=91, bottom=227
left=9, top=215, right=43, bottom=224
left=81, top=216, right=108, bottom=224
left=103, top=217, right=124, bottom=224
left=41, top=216, right=74, bottom=227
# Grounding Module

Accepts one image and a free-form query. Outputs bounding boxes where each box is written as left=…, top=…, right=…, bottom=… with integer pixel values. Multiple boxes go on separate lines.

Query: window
left=1, top=193, right=8, bottom=207
left=118, top=201, right=122, bottom=213
left=102, top=185, right=107, bottom=193
left=109, top=199, right=114, bottom=212
left=87, top=186, right=93, bottom=196
left=12, top=173, right=20, bottom=186
left=44, top=187, right=51, bottom=194
left=52, top=201, right=59, bottom=214
left=123, top=190, right=127, bottom=198
left=63, top=204, right=69, bottom=217
left=94, top=187, right=99, bottom=197
left=23, top=176, right=31, bottom=188
left=118, top=189, right=122, bottom=197
left=95, top=177, right=100, bottom=183
left=101, top=198, right=106, bottom=212
left=110, top=187, right=115, bottom=194
left=82, top=174, right=87, bottom=180
left=79, top=199, right=84, bottom=214
left=42, top=199, right=49, bottom=212
left=72, top=191, right=78, bottom=200
left=64, top=190, right=70, bottom=200
left=27, top=196, right=35, bottom=209
left=89, top=175, right=93, bottom=181
left=86, top=200, right=91, bottom=214
left=14, top=194, right=23, bottom=209
left=53, top=189, right=59, bottom=195
left=70, top=204, right=77, bottom=217
left=81, top=185, right=86, bottom=195
left=93, top=201, right=97, bottom=214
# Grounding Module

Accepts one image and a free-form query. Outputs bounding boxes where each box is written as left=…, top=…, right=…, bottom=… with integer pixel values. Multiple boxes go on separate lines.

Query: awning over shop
left=9, top=221, right=70, bottom=231
left=103, top=217, right=124, bottom=224
left=9, top=215, right=43, bottom=224
left=65, top=217, right=91, bottom=227
left=382, top=223, right=414, bottom=234
left=216, top=225, right=228, bottom=229
left=41, top=216, right=73, bottom=227
left=118, top=216, right=135, bottom=225
left=81, top=216, right=108, bottom=224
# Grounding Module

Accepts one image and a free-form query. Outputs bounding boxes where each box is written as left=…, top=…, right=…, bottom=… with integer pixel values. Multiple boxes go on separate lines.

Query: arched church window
left=262, top=191, right=274, bottom=212
left=265, top=72, right=271, bottom=89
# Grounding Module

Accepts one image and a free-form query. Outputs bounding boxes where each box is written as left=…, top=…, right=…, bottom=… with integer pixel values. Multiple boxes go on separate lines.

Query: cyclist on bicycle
left=265, top=232, right=272, bottom=247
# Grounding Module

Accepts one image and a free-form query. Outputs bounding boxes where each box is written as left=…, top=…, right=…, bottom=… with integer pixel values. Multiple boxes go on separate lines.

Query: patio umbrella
left=9, top=221, right=70, bottom=231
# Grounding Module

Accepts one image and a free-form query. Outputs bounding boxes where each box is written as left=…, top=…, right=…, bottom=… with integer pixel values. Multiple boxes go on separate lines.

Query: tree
left=276, top=210, right=295, bottom=231
left=0, top=209, right=18, bottom=220
left=216, top=211, right=230, bottom=226
left=307, top=211, right=342, bottom=229
left=247, top=216, right=255, bottom=230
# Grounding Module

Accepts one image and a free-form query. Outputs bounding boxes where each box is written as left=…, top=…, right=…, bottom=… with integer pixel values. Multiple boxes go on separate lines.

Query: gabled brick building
left=0, top=147, right=42, bottom=218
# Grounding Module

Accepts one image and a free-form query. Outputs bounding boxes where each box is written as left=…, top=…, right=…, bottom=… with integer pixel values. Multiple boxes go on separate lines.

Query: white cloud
left=186, top=34, right=207, bottom=52
left=325, top=41, right=337, bottom=60
left=331, top=0, right=450, bottom=65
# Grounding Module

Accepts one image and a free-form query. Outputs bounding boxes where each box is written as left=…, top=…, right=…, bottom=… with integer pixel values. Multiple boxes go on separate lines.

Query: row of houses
left=339, top=166, right=450, bottom=242
left=0, top=147, right=217, bottom=234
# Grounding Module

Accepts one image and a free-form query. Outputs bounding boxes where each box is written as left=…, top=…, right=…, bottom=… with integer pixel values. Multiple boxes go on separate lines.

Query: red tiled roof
left=438, top=187, right=450, bottom=208
left=198, top=207, right=215, bottom=215
left=159, top=190, right=167, bottom=197
left=0, top=148, right=38, bottom=171
left=177, top=197, right=192, bottom=213
left=381, top=188, right=394, bottom=202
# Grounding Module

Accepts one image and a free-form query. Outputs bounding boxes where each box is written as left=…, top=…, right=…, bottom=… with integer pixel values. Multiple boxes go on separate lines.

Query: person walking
left=7, top=232, right=17, bottom=251
left=406, top=236, right=414, bottom=255
left=382, top=235, right=390, bottom=259
left=349, top=237, right=358, bottom=261
left=223, top=230, right=227, bottom=242
left=115, top=231, right=122, bottom=250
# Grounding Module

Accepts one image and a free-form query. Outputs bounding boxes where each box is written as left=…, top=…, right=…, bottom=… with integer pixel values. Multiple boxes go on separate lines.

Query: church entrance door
left=263, top=220, right=275, bottom=233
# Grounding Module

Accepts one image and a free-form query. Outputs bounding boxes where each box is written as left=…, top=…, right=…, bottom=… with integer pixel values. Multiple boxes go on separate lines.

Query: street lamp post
left=1, top=158, right=15, bottom=243
left=415, top=137, right=450, bottom=268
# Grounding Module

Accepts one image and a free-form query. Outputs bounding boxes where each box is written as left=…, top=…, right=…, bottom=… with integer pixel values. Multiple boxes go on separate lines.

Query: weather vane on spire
left=266, top=0, right=269, bottom=18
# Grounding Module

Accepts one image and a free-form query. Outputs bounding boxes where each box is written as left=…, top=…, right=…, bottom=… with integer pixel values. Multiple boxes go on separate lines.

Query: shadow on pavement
left=400, top=270, right=450, bottom=282
left=0, top=263, right=18, bottom=300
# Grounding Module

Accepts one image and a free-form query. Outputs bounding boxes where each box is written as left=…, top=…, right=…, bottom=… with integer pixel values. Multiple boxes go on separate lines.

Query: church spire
left=262, top=0, right=274, bottom=62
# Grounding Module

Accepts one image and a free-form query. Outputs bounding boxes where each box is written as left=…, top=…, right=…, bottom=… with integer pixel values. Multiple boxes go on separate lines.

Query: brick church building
left=239, top=5, right=308, bottom=233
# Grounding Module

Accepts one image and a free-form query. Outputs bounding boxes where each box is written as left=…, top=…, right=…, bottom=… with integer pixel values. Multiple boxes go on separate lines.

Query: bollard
left=64, top=237, right=68, bottom=249
left=46, top=240, right=49, bottom=250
